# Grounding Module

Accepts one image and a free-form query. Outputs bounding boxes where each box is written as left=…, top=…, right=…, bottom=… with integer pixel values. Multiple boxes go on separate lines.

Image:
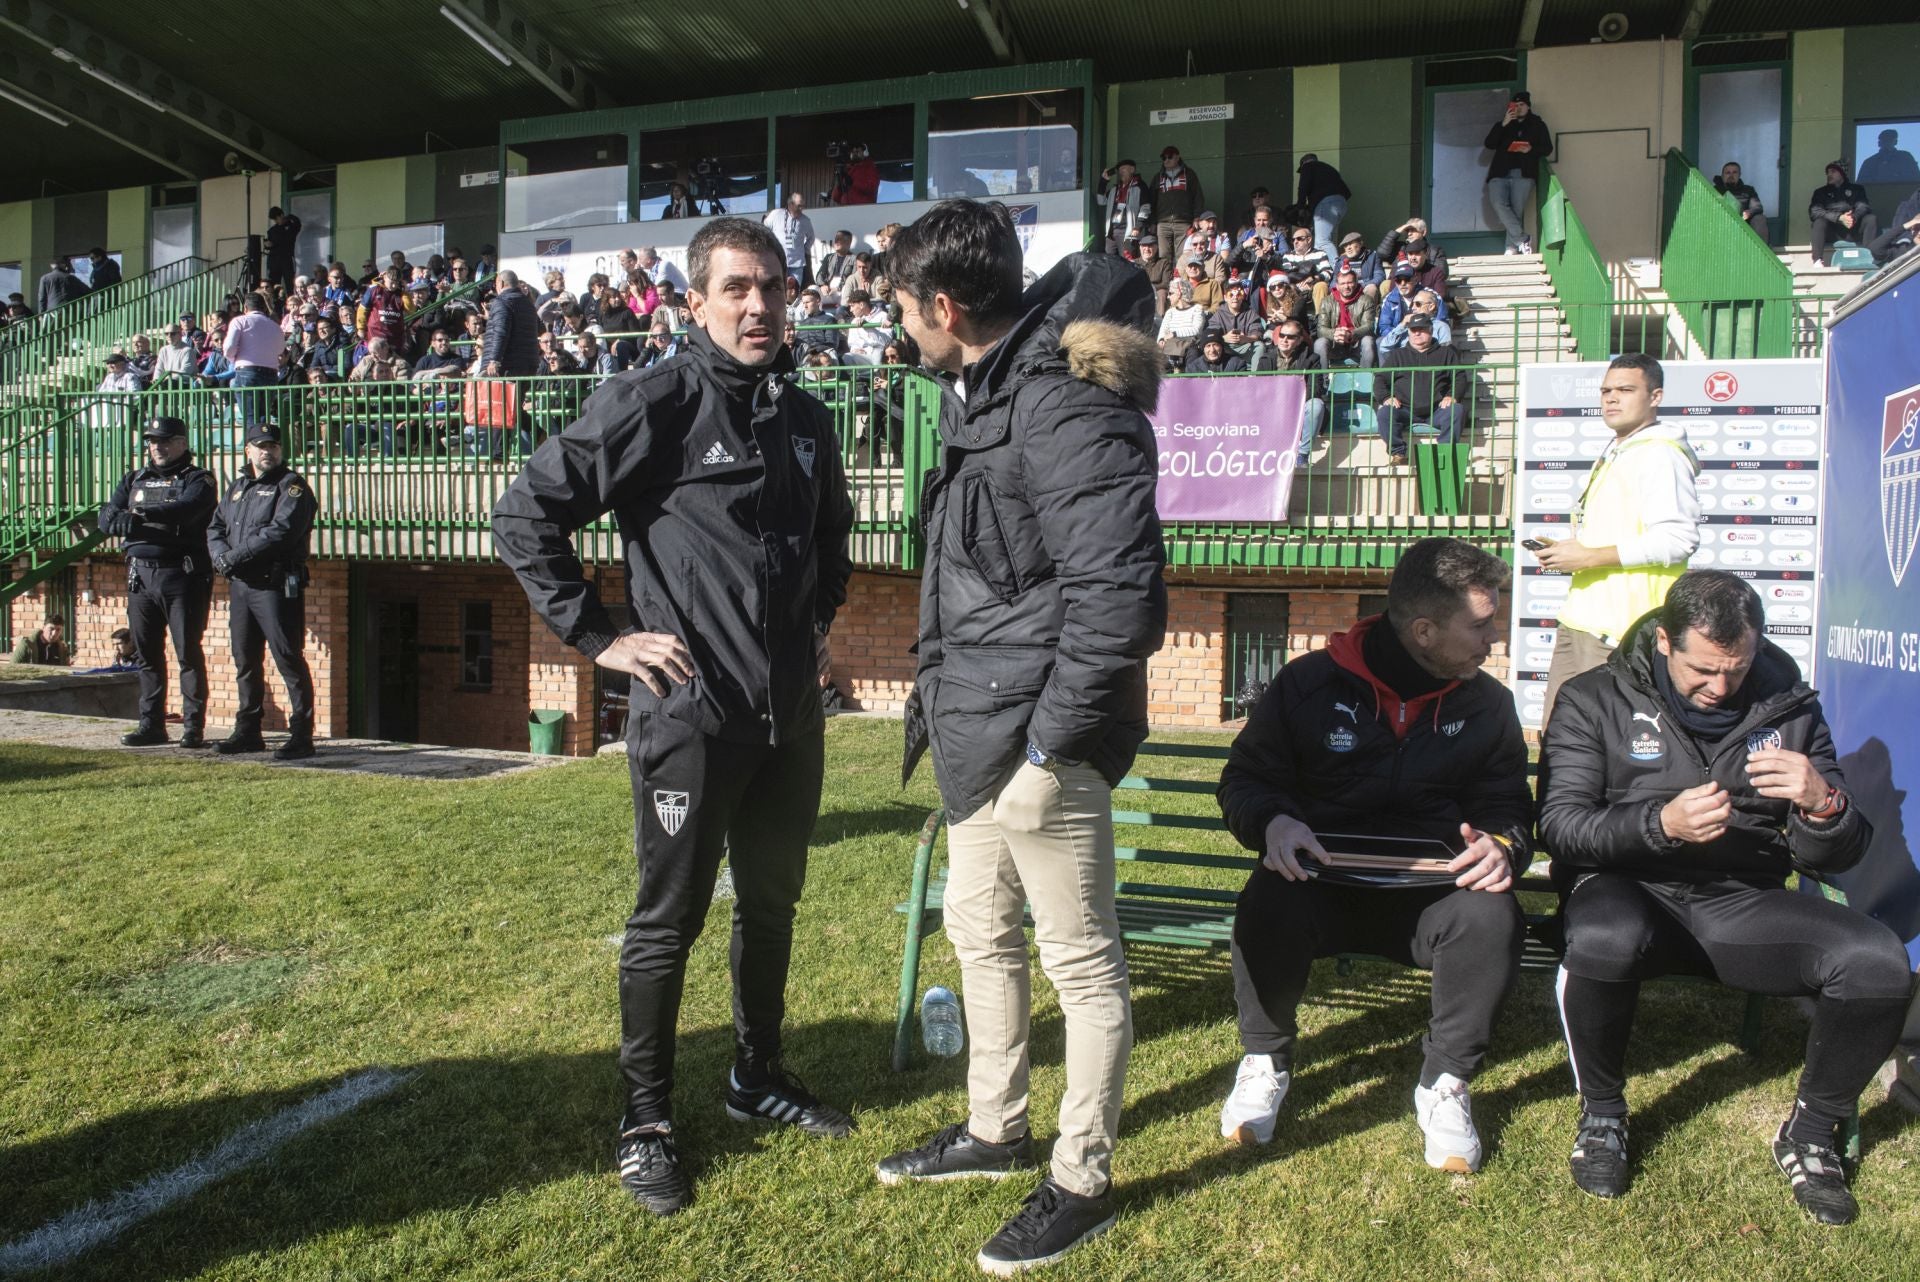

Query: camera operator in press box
left=825, top=141, right=879, bottom=207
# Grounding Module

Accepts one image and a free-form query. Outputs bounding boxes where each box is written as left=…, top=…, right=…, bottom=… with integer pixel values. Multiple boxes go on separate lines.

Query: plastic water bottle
left=921, top=985, right=965, bottom=1057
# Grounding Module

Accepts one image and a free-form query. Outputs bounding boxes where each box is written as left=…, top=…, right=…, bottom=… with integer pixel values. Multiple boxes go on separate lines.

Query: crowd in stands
left=1709, top=152, right=1920, bottom=268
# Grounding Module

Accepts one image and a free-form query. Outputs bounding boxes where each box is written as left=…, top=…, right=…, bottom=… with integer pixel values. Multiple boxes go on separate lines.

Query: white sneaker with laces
left=1219, top=1054, right=1290, bottom=1145
left=1413, top=1072, right=1483, bottom=1173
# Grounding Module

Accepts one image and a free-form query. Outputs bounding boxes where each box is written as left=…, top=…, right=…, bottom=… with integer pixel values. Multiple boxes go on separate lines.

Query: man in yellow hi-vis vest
left=1532, top=354, right=1702, bottom=725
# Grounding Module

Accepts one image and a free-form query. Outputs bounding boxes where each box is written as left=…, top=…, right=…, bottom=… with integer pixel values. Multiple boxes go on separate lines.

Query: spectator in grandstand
left=37, top=256, right=89, bottom=314
left=1377, top=264, right=1420, bottom=338
left=1280, top=226, right=1334, bottom=306
left=348, top=337, right=410, bottom=383
left=828, top=142, right=881, bottom=206
left=360, top=268, right=409, bottom=353
left=4, top=296, right=29, bottom=326
left=1153, top=145, right=1206, bottom=262
left=1180, top=255, right=1223, bottom=313
left=572, top=332, right=618, bottom=376
left=1133, top=234, right=1173, bottom=315
left=97, top=351, right=147, bottom=394
left=1485, top=91, right=1552, bottom=254
left=1220, top=537, right=1529, bottom=1172
left=623, top=271, right=660, bottom=323
left=264, top=206, right=302, bottom=293
left=1315, top=268, right=1378, bottom=367
left=1269, top=321, right=1329, bottom=464
left=1337, top=231, right=1385, bottom=297
left=126, top=333, right=157, bottom=380
left=1205, top=280, right=1265, bottom=363
left=1374, top=315, right=1466, bottom=465
left=1232, top=212, right=1282, bottom=286
left=1181, top=211, right=1232, bottom=273
left=536, top=272, right=577, bottom=332
left=660, top=181, right=697, bottom=219
left=766, top=193, right=816, bottom=287
left=1531, top=354, right=1701, bottom=724
left=475, top=245, right=497, bottom=279
left=871, top=223, right=903, bottom=279
left=1713, top=162, right=1770, bottom=241
left=1376, top=218, right=1449, bottom=276
left=1295, top=154, right=1351, bottom=261
left=1380, top=288, right=1452, bottom=355
left=636, top=245, right=686, bottom=294
left=1401, top=238, right=1449, bottom=298
left=1158, top=277, right=1206, bottom=368
left=87, top=247, right=122, bottom=291
left=1809, top=162, right=1879, bottom=266
left=1259, top=274, right=1313, bottom=333
left=1538, top=570, right=1910, bottom=1225
left=323, top=266, right=357, bottom=309
left=10, top=614, right=69, bottom=666
left=817, top=231, right=858, bottom=303
left=841, top=291, right=891, bottom=365
left=1237, top=186, right=1273, bottom=239
left=413, top=328, right=470, bottom=378
left=1858, top=128, right=1920, bottom=184
left=482, top=270, right=542, bottom=377
left=636, top=318, right=682, bottom=368
left=656, top=281, right=693, bottom=330
left=153, top=324, right=198, bottom=382
left=1099, top=158, right=1153, bottom=253
left=1867, top=187, right=1920, bottom=266
left=1185, top=332, right=1247, bottom=374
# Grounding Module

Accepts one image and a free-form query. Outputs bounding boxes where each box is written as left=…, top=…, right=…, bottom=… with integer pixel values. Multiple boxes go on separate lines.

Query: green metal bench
left=889, top=739, right=1865, bottom=1159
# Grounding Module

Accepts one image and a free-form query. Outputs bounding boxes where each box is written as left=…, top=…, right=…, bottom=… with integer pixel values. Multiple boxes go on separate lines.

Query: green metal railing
left=0, top=400, right=112, bottom=604
left=1659, top=149, right=1797, bottom=359
left=0, top=256, right=214, bottom=357
left=1535, top=164, right=1613, bottom=359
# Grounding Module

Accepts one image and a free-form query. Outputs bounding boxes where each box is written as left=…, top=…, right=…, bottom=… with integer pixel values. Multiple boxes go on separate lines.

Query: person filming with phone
left=1531, top=354, right=1701, bottom=725
left=1484, top=91, right=1553, bottom=254
left=1215, top=538, right=1534, bottom=1175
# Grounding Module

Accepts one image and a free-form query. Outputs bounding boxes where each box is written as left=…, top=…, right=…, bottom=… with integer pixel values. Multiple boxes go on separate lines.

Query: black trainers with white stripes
left=616, top=1119, right=692, bottom=1216
left=724, top=1063, right=856, bottom=1138
left=1568, top=1111, right=1630, bottom=1199
left=875, top=1122, right=1037, bottom=1186
left=1772, top=1122, right=1858, bottom=1226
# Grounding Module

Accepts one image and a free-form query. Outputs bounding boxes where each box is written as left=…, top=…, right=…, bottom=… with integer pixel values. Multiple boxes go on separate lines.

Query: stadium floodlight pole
left=49, top=46, right=170, bottom=114
left=439, top=5, right=515, bottom=66
left=0, top=82, right=70, bottom=126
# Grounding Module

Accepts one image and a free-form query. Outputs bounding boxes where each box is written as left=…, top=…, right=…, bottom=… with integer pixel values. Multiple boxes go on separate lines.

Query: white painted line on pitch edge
left=0, top=1067, right=410, bottom=1276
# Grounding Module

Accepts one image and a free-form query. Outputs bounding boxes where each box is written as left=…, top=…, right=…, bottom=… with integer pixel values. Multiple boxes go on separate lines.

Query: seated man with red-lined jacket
left=1216, top=537, right=1533, bottom=1174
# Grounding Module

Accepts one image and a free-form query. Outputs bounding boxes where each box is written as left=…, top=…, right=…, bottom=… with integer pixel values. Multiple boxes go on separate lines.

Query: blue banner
left=1818, top=272, right=1920, bottom=965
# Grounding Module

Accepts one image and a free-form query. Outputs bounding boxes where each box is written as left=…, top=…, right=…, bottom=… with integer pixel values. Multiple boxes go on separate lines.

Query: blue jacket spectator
left=482, top=272, right=542, bottom=376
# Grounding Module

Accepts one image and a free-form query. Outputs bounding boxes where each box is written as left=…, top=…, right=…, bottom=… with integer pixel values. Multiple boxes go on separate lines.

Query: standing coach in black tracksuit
left=493, top=217, right=856, bottom=1219
left=98, top=416, right=218, bottom=748
left=1540, top=570, right=1913, bottom=1226
left=207, top=423, right=319, bottom=761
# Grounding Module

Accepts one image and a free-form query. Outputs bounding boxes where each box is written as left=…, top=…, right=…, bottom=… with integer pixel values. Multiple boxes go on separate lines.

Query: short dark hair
left=111, top=627, right=131, bottom=642
left=1660, top=570, right=1763, bottom=650
left=685, top=217, right=783, bottom=295
left=43, top=612, right=64, bottom=626
left=1386, top=538, right=1511, bottom=629
left=268, top=206, right=284, bottom=219
left=1606, top=351, right=1663, bottom=391
left=886, top=199, right=1025, bottom=326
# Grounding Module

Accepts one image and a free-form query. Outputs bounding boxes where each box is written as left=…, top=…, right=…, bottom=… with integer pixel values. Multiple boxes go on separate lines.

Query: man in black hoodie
left=1540, top=570, right=1912, bottom=1226
left=1808, top=161, right=1879, bottom=266
left=1217, top=538, right=1531, bottom=1175
left=493, top=218, right=856, bottom=1218
left=880, top=201, right=1166, bottom=1276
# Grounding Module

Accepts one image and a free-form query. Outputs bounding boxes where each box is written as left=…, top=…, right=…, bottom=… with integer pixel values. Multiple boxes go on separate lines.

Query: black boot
left=217, top=730, right=267, bottom=755
left=274, top=735, right=316, bottom=761
left=121, top=725, right=169, bottom=747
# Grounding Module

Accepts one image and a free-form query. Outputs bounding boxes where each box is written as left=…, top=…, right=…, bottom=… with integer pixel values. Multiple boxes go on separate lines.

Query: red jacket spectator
left=833, top=152, right=881, bottom=205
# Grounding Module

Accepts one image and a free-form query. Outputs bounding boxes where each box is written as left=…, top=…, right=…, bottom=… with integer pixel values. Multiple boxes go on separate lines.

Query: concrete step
left=1448, top=266, right=1552, bottom=284
left=1450, top=253, right=1544, bottom=268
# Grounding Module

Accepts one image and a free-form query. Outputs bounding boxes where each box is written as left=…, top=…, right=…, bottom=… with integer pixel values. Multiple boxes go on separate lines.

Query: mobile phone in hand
left=1522, top=537, right=1552, bottom=552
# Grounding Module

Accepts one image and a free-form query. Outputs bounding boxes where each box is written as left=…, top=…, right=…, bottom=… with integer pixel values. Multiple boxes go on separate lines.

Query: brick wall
left=360, top=564, right=535, bottom=751
left=829, top=571, right=919, bottom=712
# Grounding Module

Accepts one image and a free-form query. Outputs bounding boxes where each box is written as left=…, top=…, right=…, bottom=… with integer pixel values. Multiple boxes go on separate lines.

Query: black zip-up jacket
left=1218, top=617, right=1534, bottom=870
left=1809, top=181, right=1873, bottom=223
left=901, top=253, right=1167, bottom=821
left=1484, top=113, right=1553, bottom=182
left=1374, top=343, right=1464, bottom=418
left=482, top=288, right=542, bottom=375
left=492, top=325, right=854, bottom=746
left=207, top=463, right=317, bottom=586
left=1296, top=159, right=1351, bottom=211
left=99, top=454, right=218, bottom=565
left=1538, top=611, right=1869, bottom=888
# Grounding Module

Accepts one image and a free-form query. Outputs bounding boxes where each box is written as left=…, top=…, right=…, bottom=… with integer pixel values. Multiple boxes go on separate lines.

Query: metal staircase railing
left=0, top=399, right=122, bottom=606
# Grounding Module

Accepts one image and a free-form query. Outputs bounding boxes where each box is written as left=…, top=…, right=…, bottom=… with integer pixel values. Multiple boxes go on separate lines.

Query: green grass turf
left=1, top=718, right=1916, bottom=1281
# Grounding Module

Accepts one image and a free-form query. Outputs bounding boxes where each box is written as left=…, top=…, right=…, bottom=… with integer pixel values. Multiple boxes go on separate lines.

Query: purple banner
left=1151, top=375, right=1305, bottom=521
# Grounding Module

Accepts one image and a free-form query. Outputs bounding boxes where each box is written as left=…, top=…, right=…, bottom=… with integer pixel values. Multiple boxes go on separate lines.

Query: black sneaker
left=616, top=1120, right=692, bottom=1216
left=1569, top=1112, right=1630, bottom=1199
left=1772, top=1123, right=1858, bottom=1226
left=274, top=737, right=316, bottom=761
left=875, top=1122, right=1037, bottom=1186
left=121, top=725, right=168, bottom=747
left=178, top=729, right=208, bottom=749
left=724, top=1063, right=855, bottom=1138
left=216, top=733, right=267, bottom=756
left=976, top=1177, right=1116, bottom=1277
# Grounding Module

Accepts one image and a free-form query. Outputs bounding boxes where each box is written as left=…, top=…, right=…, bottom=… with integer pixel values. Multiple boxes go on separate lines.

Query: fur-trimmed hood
left=967, top=251, right=1160, bottom=411
left=1060, top=318, right=1161, bottom=412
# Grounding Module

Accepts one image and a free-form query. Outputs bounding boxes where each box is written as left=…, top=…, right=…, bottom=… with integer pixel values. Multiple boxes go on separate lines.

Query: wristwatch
left=1026, top=741, right=1059, bottom=772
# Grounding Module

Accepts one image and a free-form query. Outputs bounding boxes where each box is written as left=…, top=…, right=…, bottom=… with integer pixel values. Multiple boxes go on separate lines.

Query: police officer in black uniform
left=493, top=217, right=855, bottom=1217
left=98, top=416, right=219, bottom=747
left=207, top=423, right=319, bottom=760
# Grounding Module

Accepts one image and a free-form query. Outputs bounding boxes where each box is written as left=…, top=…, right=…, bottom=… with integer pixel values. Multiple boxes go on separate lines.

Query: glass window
left=290, top=192, right=334, bottom=276
left=505, top=134, right=630, bottom=232
left=70, top=252, right=124, bottom=288
left=776, top=106, right=915, bottom=208
left=0, top=262, right=21, bottom=305
left=460, top=601, right=493, bottom=690
left=375, top=223, right=445, bottom=270
left=1854, top=120, right=1920, bottom=184
left=928, top=90, right=1083, bottom=199
left=638, top=121, right=770, bottom=219
left=149, top=205, right=195, bottom=272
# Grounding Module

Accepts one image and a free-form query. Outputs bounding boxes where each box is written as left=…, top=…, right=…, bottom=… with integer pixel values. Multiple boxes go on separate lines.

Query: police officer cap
left=143, top=416, right=188, bottom=440
left=245, top=423, right=283, bottom=447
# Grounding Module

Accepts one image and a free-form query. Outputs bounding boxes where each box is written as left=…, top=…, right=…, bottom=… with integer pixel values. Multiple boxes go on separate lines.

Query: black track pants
left=128, top=565, right=211, bottom=733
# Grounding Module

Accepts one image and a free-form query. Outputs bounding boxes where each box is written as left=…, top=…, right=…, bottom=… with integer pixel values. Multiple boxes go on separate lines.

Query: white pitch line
left=0, top=1067, right=409, bottom=1276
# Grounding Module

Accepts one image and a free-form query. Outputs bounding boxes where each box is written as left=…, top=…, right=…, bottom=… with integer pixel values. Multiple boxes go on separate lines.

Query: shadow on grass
left=811, top=801, right=937, bottom=844
left=0, top=753, right=121, bottom=789
left=0, top=1014, right=911, bottom=1281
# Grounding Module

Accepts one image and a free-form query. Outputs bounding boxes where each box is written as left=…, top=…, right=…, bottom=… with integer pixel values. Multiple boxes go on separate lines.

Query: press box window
left=638, top=121, right=770, bottom=219
left=505, top=134, right=630, bottom=232
left=775, top=107, right=915, bottom=208
left=928, top=89, right=1082, bottom=199
left=460, top=601, right=494, bottom=690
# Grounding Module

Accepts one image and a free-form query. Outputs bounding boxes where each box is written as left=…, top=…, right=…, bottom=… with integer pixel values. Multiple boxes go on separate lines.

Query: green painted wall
left=1338, top=59, right=1416, bottom=246
left=334, top=158, right=409, bottom=273
left=106, top=186, right=149, bottom=278
left=1788, top=30, right=1845, bottom=245
left=0, top=201, right=34, bottom=278
left=1223, top=69, right=1291, bottom=220
left=404, top=156, right=438, bottom=223
left=1111, top=76, right=1230, bottom=219
left=1292, top=65, right=1341, bottom=173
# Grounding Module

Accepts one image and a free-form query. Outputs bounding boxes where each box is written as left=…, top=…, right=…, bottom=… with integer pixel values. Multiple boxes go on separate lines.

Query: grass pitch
left=1, top=718, right=1916, bottom=1281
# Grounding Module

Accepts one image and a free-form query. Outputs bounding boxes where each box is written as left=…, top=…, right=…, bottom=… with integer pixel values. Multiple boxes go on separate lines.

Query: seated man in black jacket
left=1374, top=315, right=1466, bottom=465
left=1808, top=162, right=1879, bottom=266
left=1539, top=570, right=1912, bottom=1225
left=1218, top=537, right=1532, bottom=1173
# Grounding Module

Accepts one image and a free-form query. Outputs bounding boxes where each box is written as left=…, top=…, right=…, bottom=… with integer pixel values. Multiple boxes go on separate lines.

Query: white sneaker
left=1220, top=1054, right=1290, bottom=1145
left=1413, top=1073, right=1483, bottom=1173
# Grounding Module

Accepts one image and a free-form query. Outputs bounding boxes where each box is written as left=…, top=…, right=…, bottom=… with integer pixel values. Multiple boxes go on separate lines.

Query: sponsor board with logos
left=1509, top=361, right=1824, bottom=730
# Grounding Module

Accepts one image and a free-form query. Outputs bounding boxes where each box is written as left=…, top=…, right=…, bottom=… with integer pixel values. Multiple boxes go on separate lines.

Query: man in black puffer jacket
left=1217, top=537, right=1532, bottom=1176
left=1540, top=570, right=1913, bottom=1226
left=481, top=270, right=541, bottom=376
left=881, top=202, right=1165, bottom=1276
